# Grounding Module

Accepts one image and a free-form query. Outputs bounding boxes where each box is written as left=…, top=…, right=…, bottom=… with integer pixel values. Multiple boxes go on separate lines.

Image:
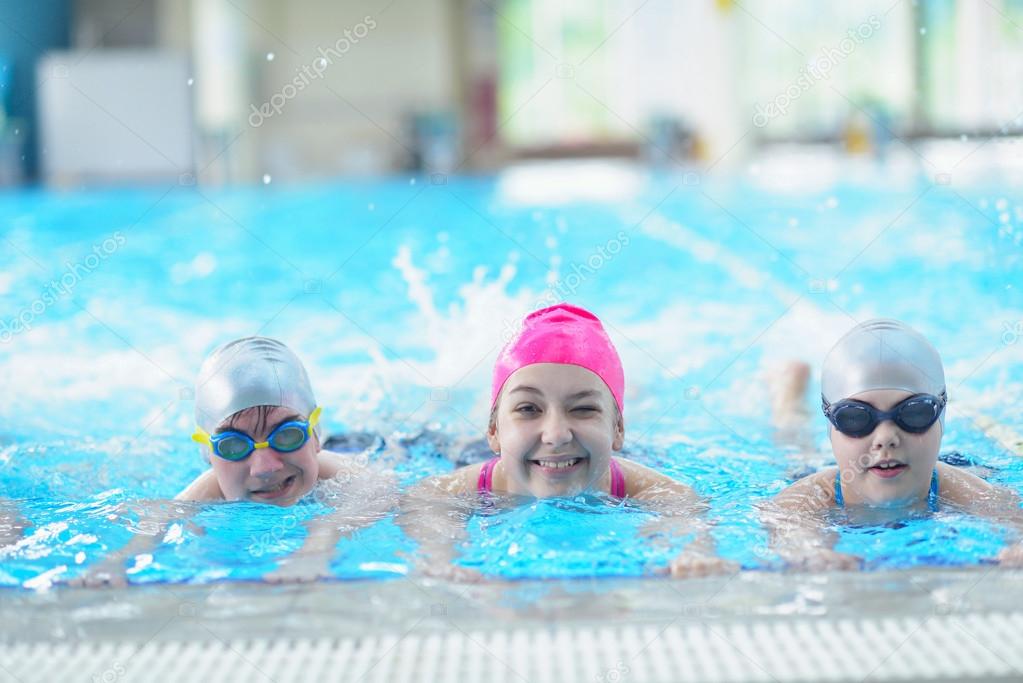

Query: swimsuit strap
left=834, top=468, right=940, bottom=510
left=609, top=458, right=626, bottom=499
left=477, top=457, right=499, bottom=494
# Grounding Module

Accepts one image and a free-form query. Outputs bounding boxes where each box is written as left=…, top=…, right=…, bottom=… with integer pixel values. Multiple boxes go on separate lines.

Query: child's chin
left=861, top=488, right=917, bottom=508
left=530, top=480, right=583, bottom=499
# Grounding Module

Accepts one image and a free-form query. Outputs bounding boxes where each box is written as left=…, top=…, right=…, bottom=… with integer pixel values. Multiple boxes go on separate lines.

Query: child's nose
left=870, top=420, right=901, bottom=450
left=249, top=447, right=285, bottom=476
left=541, top=411, right=573, bottom=447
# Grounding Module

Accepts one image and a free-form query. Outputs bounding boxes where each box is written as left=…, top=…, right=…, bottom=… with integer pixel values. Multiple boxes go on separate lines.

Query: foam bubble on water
left=126, top=553, right=153, bottom=574
left=22, top=565, right=66, bottom=591
left=192, top=252, right=216, bottom=277
left=171, top=252, right=217, bottom=284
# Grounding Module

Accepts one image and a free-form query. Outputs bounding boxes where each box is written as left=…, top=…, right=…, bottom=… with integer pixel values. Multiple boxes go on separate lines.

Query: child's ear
left=612, top=413, right=625, bottom=451
left=486, top=420, right=500, bottom=454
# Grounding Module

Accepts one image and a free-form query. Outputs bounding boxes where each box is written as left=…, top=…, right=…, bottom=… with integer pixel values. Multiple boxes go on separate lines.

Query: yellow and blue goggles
left=192, top=406, right=322, bottom=462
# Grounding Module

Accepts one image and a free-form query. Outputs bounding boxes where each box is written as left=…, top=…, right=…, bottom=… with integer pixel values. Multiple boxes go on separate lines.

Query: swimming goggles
left=822, top=392, right=945, bottom=438
left=192, top=406, right=322, bottom=461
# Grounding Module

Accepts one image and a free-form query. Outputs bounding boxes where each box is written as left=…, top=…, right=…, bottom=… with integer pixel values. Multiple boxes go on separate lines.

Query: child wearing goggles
left=76, top=337, right=395, bottom=586
left=765, top=319, right=1023, bottom=569
left=399, top=304, right=737, bottom=579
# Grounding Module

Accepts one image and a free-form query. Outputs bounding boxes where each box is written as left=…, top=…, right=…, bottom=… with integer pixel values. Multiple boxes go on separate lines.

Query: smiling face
left=209, top=405, right=319, bottom=506
left=487, top=363, right=624, bottom=498
left=829, top=389, right=942, bottom=507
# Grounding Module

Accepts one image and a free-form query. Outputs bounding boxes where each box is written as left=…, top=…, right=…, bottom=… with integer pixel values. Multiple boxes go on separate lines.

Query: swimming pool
left=1, top=146, right=1022, bottom=679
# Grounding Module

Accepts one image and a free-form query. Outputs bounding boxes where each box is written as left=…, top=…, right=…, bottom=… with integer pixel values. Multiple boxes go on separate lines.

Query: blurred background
left=0, top=0, right=1020, bottom=187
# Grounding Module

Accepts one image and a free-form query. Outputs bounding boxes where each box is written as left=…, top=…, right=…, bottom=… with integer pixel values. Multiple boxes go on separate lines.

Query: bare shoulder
left=936, top=462, right=999, bottom=505
left=316, top=449, right=371, bottom=481
left=407, top=462, right=484, bottom=497
left=174, top=469, right=223, bottom=502
left=616, top=457, right=701, bottom=505
left=772, top=468, right=836, bottom=511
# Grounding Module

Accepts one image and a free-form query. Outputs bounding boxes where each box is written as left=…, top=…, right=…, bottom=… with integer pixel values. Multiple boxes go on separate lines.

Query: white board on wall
left=37, top=50, right=194, bottom=186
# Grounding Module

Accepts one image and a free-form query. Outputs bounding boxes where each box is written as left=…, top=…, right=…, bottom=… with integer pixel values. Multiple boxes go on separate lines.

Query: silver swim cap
left=194, top=337, right=319, bottom=452
left=822, top=319, right=946, bottom=407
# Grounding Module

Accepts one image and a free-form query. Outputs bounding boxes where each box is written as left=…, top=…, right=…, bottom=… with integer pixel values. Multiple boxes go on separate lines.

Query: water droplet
left=266, top=52, right=275, bottom=61
left=262, top=174, right=271, bottom=185
left=187, top=78, right=194, bottom=86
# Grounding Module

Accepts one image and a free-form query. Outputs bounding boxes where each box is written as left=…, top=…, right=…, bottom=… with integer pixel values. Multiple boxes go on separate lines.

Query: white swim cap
left=194, top=337, right=319, bottom=459
left=822, top=319, right=946, bottom=408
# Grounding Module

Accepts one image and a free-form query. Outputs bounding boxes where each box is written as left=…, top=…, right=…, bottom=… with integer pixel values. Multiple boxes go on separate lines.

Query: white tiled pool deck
left=2, top=568, right=1022, bottom=682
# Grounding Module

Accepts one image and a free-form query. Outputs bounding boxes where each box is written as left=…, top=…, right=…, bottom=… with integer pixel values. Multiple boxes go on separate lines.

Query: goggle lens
left=898, top=398, right=939, bottom=430
left=832, top=404, right=873, bottom=436
left=216, top=436, right=254, bottom=461
left=269, top=425, right=307, bottom=452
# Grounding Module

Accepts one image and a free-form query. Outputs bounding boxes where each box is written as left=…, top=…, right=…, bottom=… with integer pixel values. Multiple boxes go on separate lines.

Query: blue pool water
left=1, top=157, right=1021, bottom=589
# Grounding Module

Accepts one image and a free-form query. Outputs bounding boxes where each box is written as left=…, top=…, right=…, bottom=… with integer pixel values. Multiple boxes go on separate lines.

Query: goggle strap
left=308, top=406, right=322, bottom=436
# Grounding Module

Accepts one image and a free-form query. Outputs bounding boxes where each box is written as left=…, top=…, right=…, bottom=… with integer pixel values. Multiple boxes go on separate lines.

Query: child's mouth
left=252, top=474, right=297, bottom=500
left=868, top=461, right=907, bottom=479
left=531, top=457, right=586, bottom=475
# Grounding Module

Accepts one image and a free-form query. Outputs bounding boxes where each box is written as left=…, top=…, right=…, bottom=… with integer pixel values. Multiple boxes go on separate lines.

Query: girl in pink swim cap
left=400, top=303, right=735, bottom=579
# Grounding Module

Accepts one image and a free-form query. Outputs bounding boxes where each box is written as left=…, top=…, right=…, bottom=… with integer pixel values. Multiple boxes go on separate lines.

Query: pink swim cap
left=491, top=303, right=625, bottom=412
